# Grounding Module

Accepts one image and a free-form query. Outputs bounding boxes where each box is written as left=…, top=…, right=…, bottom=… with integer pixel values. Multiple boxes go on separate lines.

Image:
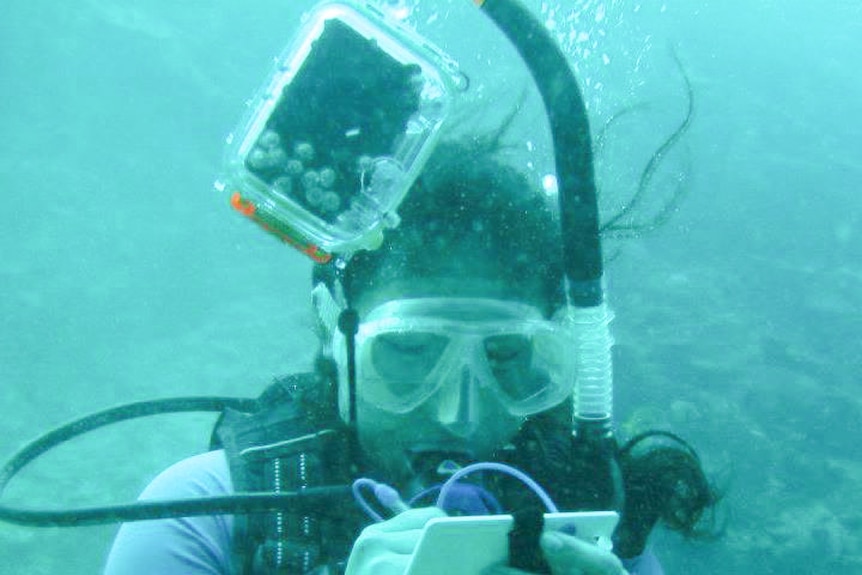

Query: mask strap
left=312, top=275, right=363, bottom=467
left=338, top=308, right=360, bottom=463
left=311, top=273, right=346, bottom=344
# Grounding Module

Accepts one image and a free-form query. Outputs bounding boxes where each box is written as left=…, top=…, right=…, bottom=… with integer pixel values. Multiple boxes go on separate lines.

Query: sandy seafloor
left=1, top=1, right=860, bottom=573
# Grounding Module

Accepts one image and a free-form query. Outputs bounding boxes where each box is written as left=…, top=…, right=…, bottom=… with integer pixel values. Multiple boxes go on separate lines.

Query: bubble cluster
left=245, top=134, right=351, bottom=216
left=538, top=0, right=658, bottom=117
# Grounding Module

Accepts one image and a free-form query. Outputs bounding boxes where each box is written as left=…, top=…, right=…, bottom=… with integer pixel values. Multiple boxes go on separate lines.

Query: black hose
left=0, top=397, right=256, bottom=490
left=0, top=397, right=294, bottom=527
left=0, top=487, right=353, bottom=527
left=477, top=0, right=603, bottom=307
left=338, top=308, right=362, bottom=467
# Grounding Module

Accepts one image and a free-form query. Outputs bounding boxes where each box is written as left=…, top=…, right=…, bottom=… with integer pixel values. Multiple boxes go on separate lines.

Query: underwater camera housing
left=217, top=1, right=462, bottom=262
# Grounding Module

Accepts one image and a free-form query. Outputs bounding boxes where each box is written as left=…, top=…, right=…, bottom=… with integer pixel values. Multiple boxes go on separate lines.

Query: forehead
left=353, top=276, right=550, bottom=318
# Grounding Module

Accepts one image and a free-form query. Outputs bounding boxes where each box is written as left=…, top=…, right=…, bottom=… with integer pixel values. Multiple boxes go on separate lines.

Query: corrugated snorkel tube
left=474, top=0, right=615, bottom=432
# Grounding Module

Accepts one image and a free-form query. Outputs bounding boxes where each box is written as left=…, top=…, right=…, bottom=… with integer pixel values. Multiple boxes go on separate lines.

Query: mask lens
left=370, top=332, right=449, bottom=393
left=353, top=299, right=576, bottom=416
left=484, top=328, right=572, bottom=414
left=356, top=328, right=450, bottom=412
left=484, top=334, right=539, bottom=401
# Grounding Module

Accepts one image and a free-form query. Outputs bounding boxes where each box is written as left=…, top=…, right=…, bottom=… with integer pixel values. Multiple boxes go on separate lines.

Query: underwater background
left=1, top=0, right=860, bottom=573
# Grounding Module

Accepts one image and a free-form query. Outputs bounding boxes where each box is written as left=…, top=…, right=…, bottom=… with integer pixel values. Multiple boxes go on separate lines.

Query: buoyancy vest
left=211, top=371, right=367, bottom=574
left=211, top=369, right=622, bottom=574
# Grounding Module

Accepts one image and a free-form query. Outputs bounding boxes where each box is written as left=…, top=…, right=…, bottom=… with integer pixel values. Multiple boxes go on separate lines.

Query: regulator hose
left=0, top=397, right=350, bottom=527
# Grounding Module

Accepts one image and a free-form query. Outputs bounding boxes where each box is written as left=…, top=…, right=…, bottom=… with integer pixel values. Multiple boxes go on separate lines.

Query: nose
left=435, top=365, right=479, bottom=438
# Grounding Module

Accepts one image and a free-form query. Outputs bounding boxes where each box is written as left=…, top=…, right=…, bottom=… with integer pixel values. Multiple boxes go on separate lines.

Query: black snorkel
left=475, top=0, right=603, bottom=305
left=473, top=0, right=621, bottom=511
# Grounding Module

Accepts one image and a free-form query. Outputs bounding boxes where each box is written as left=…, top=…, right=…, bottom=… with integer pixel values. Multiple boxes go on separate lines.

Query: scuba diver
left=103, top=126, right=719, bottom=573
left=0, top=1, right=719, bottom=574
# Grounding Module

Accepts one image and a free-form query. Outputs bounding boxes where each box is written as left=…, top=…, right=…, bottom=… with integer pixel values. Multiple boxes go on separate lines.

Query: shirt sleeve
left=103, top=450, right=235, bottom=575
left=622, top=548, right=664, bottom=575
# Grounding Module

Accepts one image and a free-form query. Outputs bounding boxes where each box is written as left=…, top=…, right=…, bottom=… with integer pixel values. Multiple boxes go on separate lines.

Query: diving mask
left=216, top=1, right=461, bottom=262
left=335, top=298, right=579, bottom=418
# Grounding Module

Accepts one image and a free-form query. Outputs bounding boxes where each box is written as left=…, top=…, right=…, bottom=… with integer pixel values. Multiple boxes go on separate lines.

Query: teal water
left=1, top=1, right=860, bottom=573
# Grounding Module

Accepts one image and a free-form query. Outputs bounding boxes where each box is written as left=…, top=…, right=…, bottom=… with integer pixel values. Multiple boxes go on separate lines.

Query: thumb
left=540, top=532, right=627, bottom=575
left=372, top=506, right=448, bottom=533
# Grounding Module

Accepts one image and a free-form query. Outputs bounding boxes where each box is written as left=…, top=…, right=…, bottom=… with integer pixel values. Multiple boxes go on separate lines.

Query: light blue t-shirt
left=104, top=450, right=234, bottom=574
left=104, top=450, right=663, bottom=574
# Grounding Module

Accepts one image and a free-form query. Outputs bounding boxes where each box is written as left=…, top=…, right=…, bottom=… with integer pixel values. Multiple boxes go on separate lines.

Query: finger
left=346, top=544, right=412, bottom=575
left=358, top=527, right=428, bottom=555
left=541, top=532, right=627, bottom=575
left=482, top=564, right=535, bottom=575
left=368, top=553, right=411, bottom=575
left=372, top=506, right=448, bottom=533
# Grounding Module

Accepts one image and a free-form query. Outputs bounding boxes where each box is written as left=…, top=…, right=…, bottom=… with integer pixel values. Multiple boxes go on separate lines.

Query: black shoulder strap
left=213, top=372, right=364, bottom=574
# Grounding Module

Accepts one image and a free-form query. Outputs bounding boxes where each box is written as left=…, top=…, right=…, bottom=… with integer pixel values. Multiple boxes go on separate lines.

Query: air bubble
left=302, top=170, right=320, bottom=189
left=542, top=174, right=559, bottom=196
left=247, top=148, right=270, bottom=170
left=321, top=191, right=341, bottom=213
left=258, top=130, right=281, bottom=149
left=273, top=176, right=293, bottom=196
left=320, top=168, right=338, bottom=188
left=305, top=186, right=323, bottom=206
left=286, top=159, right=304, bottom=176
left=295, top=142, right=315, bottom=162
left=267, top=147, right=288, bottom=170
left=319, top=167, right=337, bottom=188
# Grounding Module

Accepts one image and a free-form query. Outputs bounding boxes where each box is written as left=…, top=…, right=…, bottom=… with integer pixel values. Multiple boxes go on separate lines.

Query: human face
left=347, top=275, right=567, bottom=483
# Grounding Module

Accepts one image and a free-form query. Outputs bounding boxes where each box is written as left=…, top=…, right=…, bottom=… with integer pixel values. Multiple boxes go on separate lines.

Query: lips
left=405, top=445, right=475, bottom=477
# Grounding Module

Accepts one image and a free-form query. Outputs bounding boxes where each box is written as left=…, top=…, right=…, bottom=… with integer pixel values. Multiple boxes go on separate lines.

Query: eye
left=485, top=335, right=544, bottom=401
left=377, top=333, right=445, bottom=356
left=484, top=335, right=531, bottom=366
left=370, top=333, right=448, bottom=384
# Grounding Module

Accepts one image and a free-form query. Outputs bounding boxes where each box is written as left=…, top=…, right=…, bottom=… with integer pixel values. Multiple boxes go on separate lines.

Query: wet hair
left=614, top=430, right=723, bottom=557
left=507, top=410, right=722, bottom=560
left=339, top=134, right=566, bottom=316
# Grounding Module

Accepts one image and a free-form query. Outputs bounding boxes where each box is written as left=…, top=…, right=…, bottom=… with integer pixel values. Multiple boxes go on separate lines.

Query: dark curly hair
left=339, top=133, right=566, bottom=316
left=614, top=430, right=723, bottom=557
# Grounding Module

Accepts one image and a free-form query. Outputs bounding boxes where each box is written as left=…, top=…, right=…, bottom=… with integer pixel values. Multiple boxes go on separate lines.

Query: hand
left=486, top=532, right=628, bottom=575
left=345, top=507, right=448, bottom=575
